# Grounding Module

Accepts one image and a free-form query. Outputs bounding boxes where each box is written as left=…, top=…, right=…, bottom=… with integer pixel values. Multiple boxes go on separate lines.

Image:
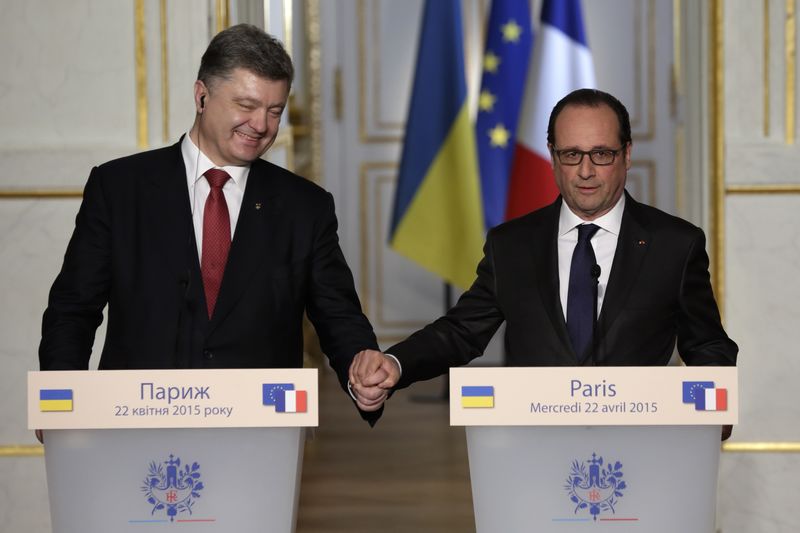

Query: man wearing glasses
left=349, top=89, right=737, bottom=439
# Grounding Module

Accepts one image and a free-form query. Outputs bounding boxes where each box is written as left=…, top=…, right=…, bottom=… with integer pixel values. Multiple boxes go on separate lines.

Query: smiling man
left=349, top=89, right=737, bottom=438
left=39, top=24, right=383, bottom=423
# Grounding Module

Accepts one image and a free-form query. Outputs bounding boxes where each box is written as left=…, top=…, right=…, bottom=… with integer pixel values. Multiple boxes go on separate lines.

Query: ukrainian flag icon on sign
left=40, top=389, right=73, bottom=412
left=461, top=386, right=494, bottom=408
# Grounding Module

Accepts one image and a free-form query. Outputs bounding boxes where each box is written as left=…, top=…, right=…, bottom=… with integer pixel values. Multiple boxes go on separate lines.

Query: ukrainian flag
left=461, top=386, right=494, bottom=408
left=389, top=0, right=485, bottom=290
left=40, top=389, right=73, bottom=412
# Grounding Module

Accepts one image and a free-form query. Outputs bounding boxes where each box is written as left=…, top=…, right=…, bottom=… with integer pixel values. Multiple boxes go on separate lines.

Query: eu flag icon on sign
left=40, top=389, right=73, bottom=412
left=461, top=386, right=494, bottom=408
left=263, top=384, right=294, bottom=406
left=682, top=381, right=714, bottom=403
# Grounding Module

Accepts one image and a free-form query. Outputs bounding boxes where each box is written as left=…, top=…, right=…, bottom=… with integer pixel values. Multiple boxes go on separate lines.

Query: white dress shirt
left=181, top=134, right=250, bottom=261
left=557, top=194, right=625, bottom=321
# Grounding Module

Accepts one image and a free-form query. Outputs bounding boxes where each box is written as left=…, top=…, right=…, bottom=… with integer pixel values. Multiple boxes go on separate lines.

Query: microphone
left=590, top=264, right=601, bottom=280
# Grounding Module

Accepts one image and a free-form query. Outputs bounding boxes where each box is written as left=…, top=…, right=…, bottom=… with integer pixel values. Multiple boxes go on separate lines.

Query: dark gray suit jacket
left=390, top=193, right=737, bottom=388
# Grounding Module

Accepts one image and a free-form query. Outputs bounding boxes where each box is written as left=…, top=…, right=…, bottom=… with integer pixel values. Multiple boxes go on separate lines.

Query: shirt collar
left=181, top=133, right=250, bottom=189
left=558, top=193, right=626, bottom=237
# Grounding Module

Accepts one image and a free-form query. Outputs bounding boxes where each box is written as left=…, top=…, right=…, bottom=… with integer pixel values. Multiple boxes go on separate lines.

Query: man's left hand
left=721, top=424, right=733, bottom=441
left=348, top=349, right=400, bottom=411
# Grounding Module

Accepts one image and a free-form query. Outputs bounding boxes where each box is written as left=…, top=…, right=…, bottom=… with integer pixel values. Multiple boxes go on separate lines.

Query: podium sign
left=29, top=368, right=318, bottom=429
left=450, top=367, right=737, bottom=533
left=28, top=369, right=318, bottom=533
left=450, top=366, right=737, bottom=426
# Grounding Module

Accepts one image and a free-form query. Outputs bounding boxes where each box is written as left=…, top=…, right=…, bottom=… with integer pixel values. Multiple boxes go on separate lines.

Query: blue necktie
left=567, top=224, right=600, bottom=362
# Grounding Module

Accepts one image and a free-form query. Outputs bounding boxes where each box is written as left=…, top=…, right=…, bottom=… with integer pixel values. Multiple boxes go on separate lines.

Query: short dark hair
left=546, top=88, right=632, bottom=147
left=197, top=24, right=294, bottom=90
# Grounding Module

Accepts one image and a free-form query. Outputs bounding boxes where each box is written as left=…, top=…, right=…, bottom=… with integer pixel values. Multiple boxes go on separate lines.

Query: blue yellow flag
left=461, top=386, right=495, bottom=408
left=389, top=0, right=485, bottom=290
left=476, top=0, right=533, bottom=229
left=40, top=389, right=73, bottom=412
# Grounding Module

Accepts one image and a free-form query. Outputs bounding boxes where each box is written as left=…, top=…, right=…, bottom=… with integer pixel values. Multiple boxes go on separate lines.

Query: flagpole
left=444, top=281, right=454, bottom=310
left=441, top=282, right=453, bottom=399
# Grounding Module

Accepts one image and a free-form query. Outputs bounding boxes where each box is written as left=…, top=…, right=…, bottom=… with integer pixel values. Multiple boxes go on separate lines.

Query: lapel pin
left=255, top=202, right=262, bottom=210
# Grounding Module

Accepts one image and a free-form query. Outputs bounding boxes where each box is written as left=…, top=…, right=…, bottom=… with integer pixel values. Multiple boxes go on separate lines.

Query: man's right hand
left=348, top=349, right=400, bottom=411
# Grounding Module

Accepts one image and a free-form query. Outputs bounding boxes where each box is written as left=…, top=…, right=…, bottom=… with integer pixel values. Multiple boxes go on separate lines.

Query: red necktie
left=201, top=169, right=231, bottom=318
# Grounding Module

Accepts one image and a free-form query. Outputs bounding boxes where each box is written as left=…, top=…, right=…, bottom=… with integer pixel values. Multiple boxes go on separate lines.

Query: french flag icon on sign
left=275, top=389, right=307, bottom=413
left=695, top=388, right=728, bottom=411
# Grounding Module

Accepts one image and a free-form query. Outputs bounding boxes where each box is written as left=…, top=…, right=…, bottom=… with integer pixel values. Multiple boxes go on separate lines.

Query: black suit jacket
left=40, top=141, right=378, bottom=396
left=390, top=193, right=737, bottom=388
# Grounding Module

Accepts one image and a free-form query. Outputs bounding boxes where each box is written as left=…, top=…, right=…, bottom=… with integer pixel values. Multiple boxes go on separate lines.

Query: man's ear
left=624, top=142, right=633, bottom=170
left=193, top=80, right=208, bottom=114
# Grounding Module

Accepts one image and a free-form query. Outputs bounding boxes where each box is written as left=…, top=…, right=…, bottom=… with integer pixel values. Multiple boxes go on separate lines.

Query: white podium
left=29, top=369, right=318, bottom=533
left=450, top=367, right=737, bottom=533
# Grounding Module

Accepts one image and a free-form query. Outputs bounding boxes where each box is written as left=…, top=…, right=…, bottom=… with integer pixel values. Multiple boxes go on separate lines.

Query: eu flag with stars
left=682, top=381, right=714, bottom=403
left=476, top=0, right=533, bottom=229
left=263, top=383, right=294, bottom=406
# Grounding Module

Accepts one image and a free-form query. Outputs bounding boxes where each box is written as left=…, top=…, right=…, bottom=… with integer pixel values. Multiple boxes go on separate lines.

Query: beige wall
left=713, top=1, right=800, bottom=531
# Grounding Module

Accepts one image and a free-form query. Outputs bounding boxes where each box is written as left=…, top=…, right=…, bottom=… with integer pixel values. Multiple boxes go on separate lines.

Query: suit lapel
left=596, top=193, right=650, bottom=341
left=531, top=199, right=575, bottom=358
left=207, top=161, right=283, bottom=335
left=145, top=142, right=199, bottom=289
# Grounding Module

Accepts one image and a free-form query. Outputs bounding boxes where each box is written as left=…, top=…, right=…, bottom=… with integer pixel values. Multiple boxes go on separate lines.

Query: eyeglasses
left=551, top=146, right=626, bottom=166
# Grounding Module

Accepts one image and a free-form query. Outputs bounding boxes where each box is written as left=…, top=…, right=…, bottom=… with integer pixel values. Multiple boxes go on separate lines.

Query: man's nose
left=249, top=109, right=268, bottom=133
left=577, top=153, right=595, bottom=178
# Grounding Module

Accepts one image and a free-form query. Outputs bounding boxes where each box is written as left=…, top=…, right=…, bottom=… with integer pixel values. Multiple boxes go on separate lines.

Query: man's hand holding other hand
left=348, top=349, right=400, bottom=412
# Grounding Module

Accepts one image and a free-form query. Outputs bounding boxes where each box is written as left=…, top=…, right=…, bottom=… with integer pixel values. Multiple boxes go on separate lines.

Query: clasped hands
left=348, top=349, right=400, bottom=411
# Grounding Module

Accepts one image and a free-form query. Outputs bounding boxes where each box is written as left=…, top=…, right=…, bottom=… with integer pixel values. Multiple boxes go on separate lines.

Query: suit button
left=204, top=350, right=214, bottom=360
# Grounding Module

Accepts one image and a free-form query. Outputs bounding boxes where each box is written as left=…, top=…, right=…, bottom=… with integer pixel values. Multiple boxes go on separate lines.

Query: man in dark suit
left=39, top=24, right=387, bottom=420
left=349, top=89, right=737, bottom=435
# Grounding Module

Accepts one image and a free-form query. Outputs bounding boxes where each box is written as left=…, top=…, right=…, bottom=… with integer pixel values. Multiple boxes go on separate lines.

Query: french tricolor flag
left=695, top=388, right=728, bottom=411
left=276, top=389, right=308, bottom=413
left=506, top=0, right=595, bottom=220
